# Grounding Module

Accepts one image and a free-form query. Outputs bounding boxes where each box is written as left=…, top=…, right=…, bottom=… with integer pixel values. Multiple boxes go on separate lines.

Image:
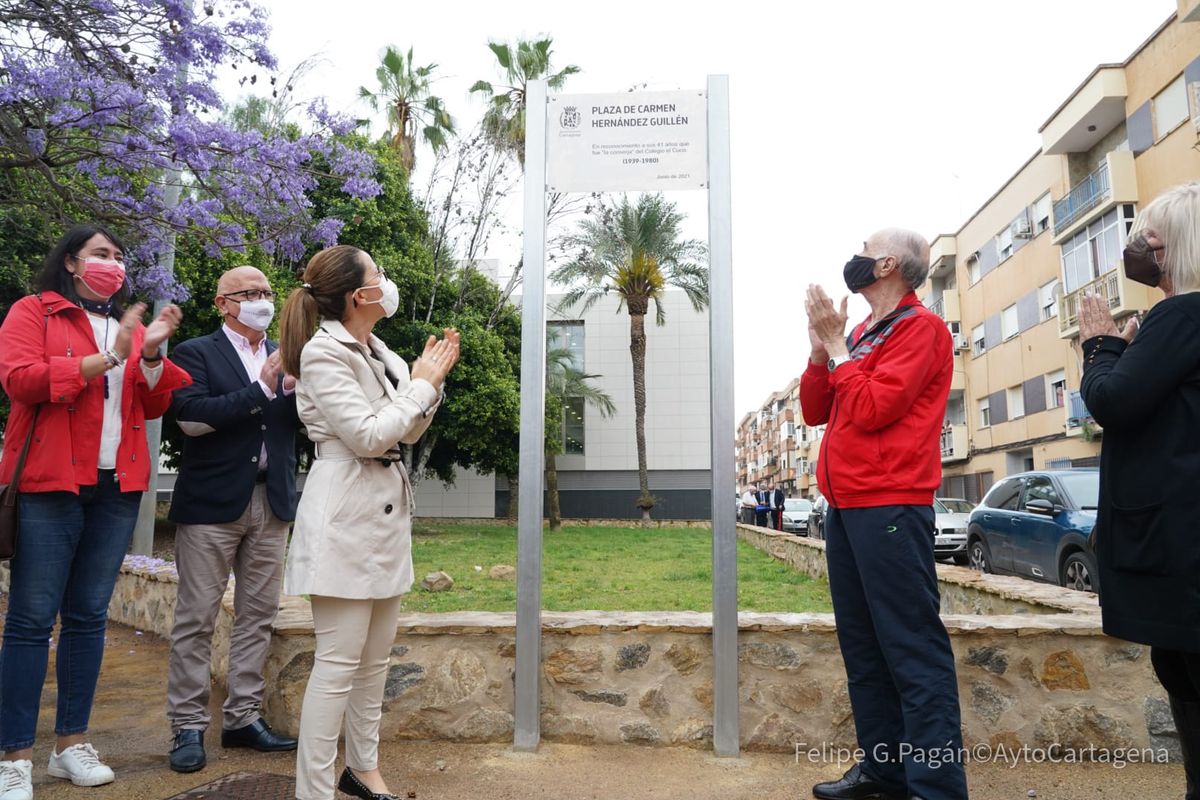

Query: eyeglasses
left=222, top=289, right=275, bottom=302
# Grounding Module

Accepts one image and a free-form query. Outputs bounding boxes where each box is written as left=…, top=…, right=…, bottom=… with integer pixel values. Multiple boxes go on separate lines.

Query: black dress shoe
left=337, top=767, right=400, bottom=800
left=812, top=762, right=908, bottom=800
left=169, top=729, right=206, bottom=773
left=220, top=718, right=297, bottom=752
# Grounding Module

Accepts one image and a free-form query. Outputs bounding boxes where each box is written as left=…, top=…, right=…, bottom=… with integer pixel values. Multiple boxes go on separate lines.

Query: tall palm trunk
left=546, top=448, right=561, bottom=530
left=628, top=299, right=653, bottom=522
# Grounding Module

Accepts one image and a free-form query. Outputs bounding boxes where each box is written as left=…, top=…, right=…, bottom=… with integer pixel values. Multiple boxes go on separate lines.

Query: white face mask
left=234, top=298, right=275, bottom=331
left=359, top=277, right=400, bottom=318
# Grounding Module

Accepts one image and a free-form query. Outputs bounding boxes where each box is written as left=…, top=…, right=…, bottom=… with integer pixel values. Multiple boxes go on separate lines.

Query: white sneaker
left=47, top=743, right=114, bottom=787
left=0, top=759, right=32, bottom=800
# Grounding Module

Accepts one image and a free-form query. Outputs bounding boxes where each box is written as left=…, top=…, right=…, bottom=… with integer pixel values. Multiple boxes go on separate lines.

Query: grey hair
left=876, top=228, right=931, bottom=290
left=1129, top=182, right=1200, bottom=295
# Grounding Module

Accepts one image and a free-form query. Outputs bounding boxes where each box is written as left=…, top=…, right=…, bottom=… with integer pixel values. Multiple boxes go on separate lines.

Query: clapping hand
left=805, top=284, right=850, bottom=357
left=1078, top=293, right=1138, bottom=344
left=410, top=328, right=461, bottom=391
left=142, top=304, right=183, bottom=358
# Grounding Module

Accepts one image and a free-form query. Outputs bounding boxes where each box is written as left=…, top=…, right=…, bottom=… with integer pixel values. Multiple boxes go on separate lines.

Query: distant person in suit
left=755, top=485, right=771, bottom=527
left=164, top=266, right=303, bottom=773
left=773, top=484, right=786, bottom=530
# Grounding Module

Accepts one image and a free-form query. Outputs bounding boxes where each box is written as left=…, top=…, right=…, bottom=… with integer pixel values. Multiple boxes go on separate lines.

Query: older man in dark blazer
left=164, top=266, right=302, bottom=773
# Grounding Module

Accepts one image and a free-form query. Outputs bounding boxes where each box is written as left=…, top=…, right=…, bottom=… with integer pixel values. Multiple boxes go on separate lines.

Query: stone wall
left=0, top=542, right=1174, bottom=758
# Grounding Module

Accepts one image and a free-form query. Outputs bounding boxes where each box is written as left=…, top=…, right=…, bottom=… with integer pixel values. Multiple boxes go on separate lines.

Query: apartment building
left=735, top=378, right=824, bottom=499
left=922, top=6, right=1200, bottom=502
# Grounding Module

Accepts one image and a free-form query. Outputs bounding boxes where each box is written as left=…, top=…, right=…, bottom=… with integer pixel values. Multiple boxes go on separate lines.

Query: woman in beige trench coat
left=278, top=245, right=459, bottom=800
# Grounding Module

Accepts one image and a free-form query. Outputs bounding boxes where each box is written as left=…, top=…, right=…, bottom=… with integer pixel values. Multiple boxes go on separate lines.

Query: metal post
left=706, top=74, right=739, bottom=757
left=131, top=1, right=191, bottom=556
left=513, top=78, right=549, bottom=752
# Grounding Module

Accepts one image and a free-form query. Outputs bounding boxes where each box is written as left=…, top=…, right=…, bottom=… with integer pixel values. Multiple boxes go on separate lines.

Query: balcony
left=1057, top=266, right=1155, bottom=339
left=1040, top=66, right=1127, bottom=155
left=1052, top=150, right=1138, bottom=243
left=1054, top=162, right=1110, bottom=236
left=1065, top=390, right=1101, bottom=438
left=927, top=290, right=960, bottom=325
left=940, top=423, right=969, bottom=464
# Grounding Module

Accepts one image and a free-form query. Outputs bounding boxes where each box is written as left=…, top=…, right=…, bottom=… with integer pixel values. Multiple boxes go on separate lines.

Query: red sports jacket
left=800, top=291, right=951, bottom=509
left=0, top=292, right=191, bottom=493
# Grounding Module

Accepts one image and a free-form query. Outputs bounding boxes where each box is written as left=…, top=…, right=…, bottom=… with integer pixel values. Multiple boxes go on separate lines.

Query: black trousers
left=1152, top=647, right=1200, bottom=701
left=825, top=504, right=969, bottom=800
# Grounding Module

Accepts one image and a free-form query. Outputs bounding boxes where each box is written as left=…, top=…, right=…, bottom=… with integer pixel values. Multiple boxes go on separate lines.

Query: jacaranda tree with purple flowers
left=0, top=0, right=379, bottom=299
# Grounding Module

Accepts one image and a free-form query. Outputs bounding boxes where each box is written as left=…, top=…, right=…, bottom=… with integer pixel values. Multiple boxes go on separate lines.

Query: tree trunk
left=628, top=308, right=653, bottom=523
left=546, top=449, right=561, bottom=531
left=506, top=473, right=519, bottom=520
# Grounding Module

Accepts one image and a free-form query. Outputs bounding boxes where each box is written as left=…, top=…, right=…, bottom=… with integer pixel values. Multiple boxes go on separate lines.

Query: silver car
left=782, top=498, right=813, bottom=535
left=934, top=497, right=974, bottom=565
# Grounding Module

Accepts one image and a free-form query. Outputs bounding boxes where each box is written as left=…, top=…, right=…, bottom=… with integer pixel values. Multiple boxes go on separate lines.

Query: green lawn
left=401, top=524, right=832, bottom=613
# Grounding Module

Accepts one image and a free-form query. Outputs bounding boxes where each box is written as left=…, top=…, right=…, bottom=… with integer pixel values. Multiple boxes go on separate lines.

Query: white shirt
left=741, top=490, right=757, bottom=508
left=88, top=313, right=162, bottom=470
left=221, top=324, right=275, bottom=468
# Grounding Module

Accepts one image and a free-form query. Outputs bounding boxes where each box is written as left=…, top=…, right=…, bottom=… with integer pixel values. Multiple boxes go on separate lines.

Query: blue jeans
left=0, top=472, right=141, bottom=751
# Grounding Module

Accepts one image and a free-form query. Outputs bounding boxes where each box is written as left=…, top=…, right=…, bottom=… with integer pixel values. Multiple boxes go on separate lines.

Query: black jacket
left=167, top=329, right=302, bottom=525
left=1081, top=293, right=1200, bottom=652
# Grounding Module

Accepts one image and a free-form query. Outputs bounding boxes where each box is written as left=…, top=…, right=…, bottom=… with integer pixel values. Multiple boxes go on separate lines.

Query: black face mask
left=1123, top=235, right=1164, bottom=287
left=843, top=254, right=880, bottom=293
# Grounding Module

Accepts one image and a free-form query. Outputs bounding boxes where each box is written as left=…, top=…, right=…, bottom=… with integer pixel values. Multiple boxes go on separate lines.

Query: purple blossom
left=1, top=0, right=378, bottom=290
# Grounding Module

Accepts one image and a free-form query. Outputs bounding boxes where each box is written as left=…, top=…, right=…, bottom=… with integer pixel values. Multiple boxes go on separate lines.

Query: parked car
left=933, top=497, right=972, bottom=565
left=782, top=498, right=813, bottom=535
left=966, top=469, right=1100, bottom=592
left=808, top=496, right=828, bottom=540
left=938, top=497, right=975, bottom=514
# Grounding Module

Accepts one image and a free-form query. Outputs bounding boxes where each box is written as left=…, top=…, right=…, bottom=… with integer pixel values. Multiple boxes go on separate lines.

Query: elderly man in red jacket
left=800, top=229, right=966, bottom=800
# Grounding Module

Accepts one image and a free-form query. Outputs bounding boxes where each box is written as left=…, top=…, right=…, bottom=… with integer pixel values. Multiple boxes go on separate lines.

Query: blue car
left=966, top=469, right=1100, bottom=593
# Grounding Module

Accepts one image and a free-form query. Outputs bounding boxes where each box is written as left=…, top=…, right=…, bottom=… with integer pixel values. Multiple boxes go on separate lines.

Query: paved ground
left=0, top=592, right=1187, bottom=800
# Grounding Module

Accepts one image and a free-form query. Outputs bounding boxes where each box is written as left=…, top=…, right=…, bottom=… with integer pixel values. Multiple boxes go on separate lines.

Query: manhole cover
left=163, top=771, right=295, bottom=800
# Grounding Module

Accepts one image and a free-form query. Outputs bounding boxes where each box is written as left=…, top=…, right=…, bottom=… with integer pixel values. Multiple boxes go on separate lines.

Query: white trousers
left=294, top=594, right=403, bottom=800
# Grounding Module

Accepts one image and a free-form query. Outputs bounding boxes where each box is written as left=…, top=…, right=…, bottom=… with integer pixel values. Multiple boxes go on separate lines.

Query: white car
left=934, top=497, right=974, bottom=565
left=782, top=498, right=813, bottom=535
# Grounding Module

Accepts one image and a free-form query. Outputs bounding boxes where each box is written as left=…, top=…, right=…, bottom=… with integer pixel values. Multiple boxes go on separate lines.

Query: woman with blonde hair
left=277, top=245, right=459, bottom=800
left=1079, top=181, right=1200, bottom=799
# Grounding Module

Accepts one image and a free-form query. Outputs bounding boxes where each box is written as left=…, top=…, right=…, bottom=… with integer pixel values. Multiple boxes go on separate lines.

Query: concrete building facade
left=923, top=8, right=1200, bottom=501
left=414, top=289, right=713, bottom=519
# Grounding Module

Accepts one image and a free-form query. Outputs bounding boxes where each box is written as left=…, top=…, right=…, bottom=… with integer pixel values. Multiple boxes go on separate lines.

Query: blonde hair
left=1129, top=182, right=1200, bottom=294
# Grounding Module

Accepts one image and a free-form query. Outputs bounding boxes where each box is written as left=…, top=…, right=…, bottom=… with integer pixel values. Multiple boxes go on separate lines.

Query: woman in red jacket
left=0, top=224, right=190, bottom=800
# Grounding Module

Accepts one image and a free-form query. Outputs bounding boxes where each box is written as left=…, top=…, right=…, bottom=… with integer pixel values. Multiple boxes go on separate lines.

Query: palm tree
left=469, top=37, right=579, bottom=166
left=545, top=339, right=616, bottom=530
left=550, top=194, right=708, bottom=522
left=358, top=46, right=455, bottom=172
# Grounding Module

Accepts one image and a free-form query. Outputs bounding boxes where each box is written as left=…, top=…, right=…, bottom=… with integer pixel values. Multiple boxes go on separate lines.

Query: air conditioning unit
left=952, top=332, right=968, bottom=351
left=1012, top=216, right=1033, bottom=239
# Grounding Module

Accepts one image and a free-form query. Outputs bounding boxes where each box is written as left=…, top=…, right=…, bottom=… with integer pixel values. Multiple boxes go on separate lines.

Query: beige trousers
left=294, top=594, right=404, bottom=800
left=166, top=484, right=288, bottom=731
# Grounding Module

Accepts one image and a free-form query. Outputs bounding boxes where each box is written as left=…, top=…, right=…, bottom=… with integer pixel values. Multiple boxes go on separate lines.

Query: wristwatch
left=827, top=354, right=851, bottom=372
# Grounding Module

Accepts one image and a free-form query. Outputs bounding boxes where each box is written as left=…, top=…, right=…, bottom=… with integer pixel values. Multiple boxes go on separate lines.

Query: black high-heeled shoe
left=337, top=767, right=400, bottom=800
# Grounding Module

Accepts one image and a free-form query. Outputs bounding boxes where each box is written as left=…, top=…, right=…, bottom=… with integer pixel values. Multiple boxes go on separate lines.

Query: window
left=979, top=397, right=991, bottom=428
left=972, top=324, right=986, bottom=357
left=1039, top=280, right=1059, bottom=321
left=968, top=257, right=981, bottom=285
left=996, top=226, right=1014, bottom=261
left=1001, top=305, right=1018, bottom=340
left=1154, top=74, right=1188, bottom=140
left=1022, top=475, right=1061, bottom=509
left=982, top=477, right=1023, bottom=510
left=798, top=459, right=810, bottom=475
left=1047, top=369, right=1066, bottom=409
left=548, top=320, right=585, bottom=370
left=562, top=396, right=585, bottom=455
left=1060, top=206, right=1135, bottom=293
left=1007, top=385, right=1025, bottom=419
left=1033, top=193, right=1052, bottom=234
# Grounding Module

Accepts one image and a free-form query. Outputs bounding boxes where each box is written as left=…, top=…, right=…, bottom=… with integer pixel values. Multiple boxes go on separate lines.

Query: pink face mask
left=76, top=258, right=126, bottom=298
